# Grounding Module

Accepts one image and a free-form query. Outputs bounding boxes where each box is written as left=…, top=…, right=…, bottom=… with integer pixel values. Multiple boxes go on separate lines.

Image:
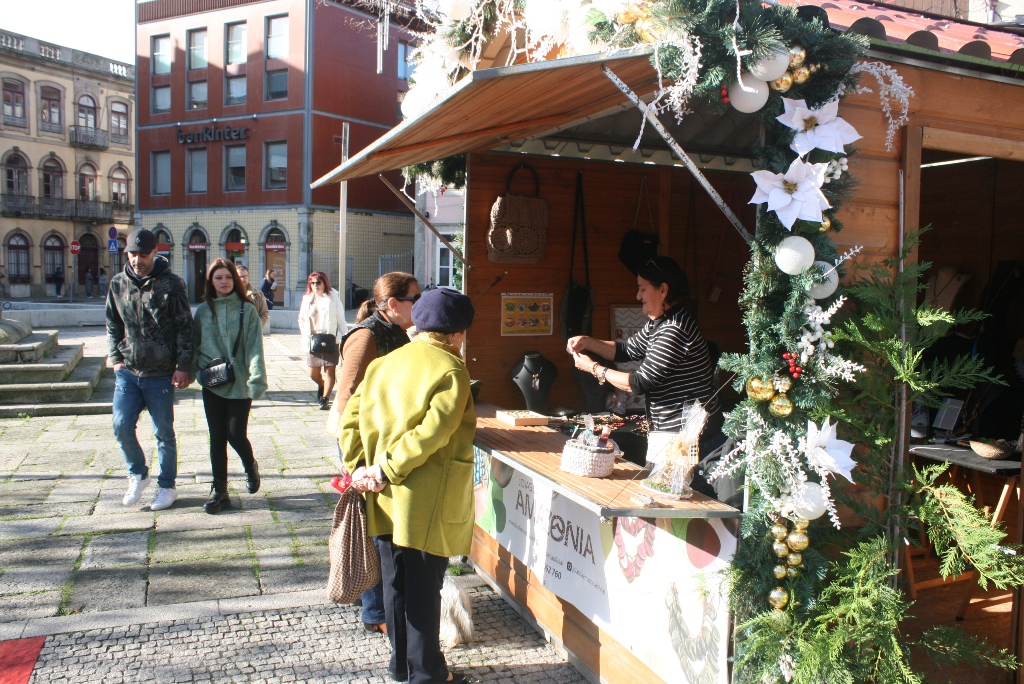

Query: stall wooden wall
left=463, top=152, right=756, bottom=411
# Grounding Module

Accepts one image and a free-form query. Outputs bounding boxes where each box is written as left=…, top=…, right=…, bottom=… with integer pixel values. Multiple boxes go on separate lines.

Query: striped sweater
left=615, top=304, right=719, bottom=431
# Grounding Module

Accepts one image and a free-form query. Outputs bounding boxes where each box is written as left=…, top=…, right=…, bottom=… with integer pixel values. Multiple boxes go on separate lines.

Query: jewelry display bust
left=510, top=351, right=558, bottom=413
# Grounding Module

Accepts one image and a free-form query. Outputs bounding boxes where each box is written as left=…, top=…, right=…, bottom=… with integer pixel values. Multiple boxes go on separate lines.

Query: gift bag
left=487, top=164, right=548, bottom=264
left=326, top=486, right=380, bottom=603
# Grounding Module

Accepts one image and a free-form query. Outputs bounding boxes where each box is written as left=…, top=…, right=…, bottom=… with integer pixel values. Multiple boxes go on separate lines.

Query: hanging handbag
left=618, top=175, right=660, bottom=275
left=561, top=170, right=594, bottom=340
left=197, top=301, right=245, bottom=388
left=487, top=163, right=548, bottom=264
left=308, top=296, right=338, bottom=354
left=326, top=467, right=381, bottom=603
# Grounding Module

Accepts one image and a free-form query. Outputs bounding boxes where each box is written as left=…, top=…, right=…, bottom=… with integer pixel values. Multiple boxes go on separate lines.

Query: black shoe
left=203, top=484, right=231, bottom=514
left=388, top=671, right=408, bottom=683
left=245, top=461, right=261, bottom=494
left=318, top=397, right=329, bottom=410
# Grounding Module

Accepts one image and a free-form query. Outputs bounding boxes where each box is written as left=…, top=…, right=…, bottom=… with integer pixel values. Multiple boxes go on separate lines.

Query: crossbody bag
left=197, top=301, right=246, bottom=388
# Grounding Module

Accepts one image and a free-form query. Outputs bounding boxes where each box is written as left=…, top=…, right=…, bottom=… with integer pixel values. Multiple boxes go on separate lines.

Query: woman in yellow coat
left=341, top=287, right=475, bottom=684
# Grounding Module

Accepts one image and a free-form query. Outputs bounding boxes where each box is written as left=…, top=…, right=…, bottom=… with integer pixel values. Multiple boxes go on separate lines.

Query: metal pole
left=69, top=254, right=75, bottom=304
left=339, top=123, right=349, bottom=308
left=602, top=65, right=753, bottom=244
left=891, top=168, right=909, bottom=582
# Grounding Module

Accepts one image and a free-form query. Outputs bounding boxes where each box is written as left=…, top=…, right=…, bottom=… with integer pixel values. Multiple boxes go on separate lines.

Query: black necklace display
left=510, top=351, right=558, bottom=414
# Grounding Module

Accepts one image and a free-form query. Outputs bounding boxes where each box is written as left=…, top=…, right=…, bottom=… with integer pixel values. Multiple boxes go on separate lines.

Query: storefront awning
left=310, top=49, right=660, bottom=187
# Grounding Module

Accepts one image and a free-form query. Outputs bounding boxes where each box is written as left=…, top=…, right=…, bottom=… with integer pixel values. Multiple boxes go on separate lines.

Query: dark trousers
left=201, top=388, right=255, bottom=481
left=377, top=535, right=450, bottom=684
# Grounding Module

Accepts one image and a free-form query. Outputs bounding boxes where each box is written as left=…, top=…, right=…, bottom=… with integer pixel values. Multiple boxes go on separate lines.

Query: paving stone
left=254, top=547, right=297, bottom=572
left=248, top=525, right=296, bottom=551
left=0, top=502, right=95, bottom=520
left=274, top=507, right=333, bottom=525
left=147, top=556, right=258, bottom=606
left=265, top=492, right=329, bottom=510
left=0, top=516, right=64, bottom=540
left=0, top=589, right=62, bottom=622
left=258, top=565, right=326, bottom=595
left=289, top=525, right=330, bottom=547
left=0, top=565, right=74, bottom=595
left=79, top=531, right=151, bottom=569
left=152, top=527, right=250, bottom=564
left=294, top=544, right=330, bottom=568
left=44, top=480, right=105, bottom=504
left=58, top=512, right=155, bottom=536
left=66, top=566, right=149, bottom=614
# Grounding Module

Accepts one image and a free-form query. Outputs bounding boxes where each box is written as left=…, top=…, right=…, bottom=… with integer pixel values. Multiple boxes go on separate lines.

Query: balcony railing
left=1, top=194, right=36, bottom=216
left=110, top=202, right=135, bottom=223
left=68, top=125, right=108, bottom=149
left=38, top=197, right=73, bottom=218
left=39, top=120, right=63, bottom=134
left=74, top=199, right=109, bottom=220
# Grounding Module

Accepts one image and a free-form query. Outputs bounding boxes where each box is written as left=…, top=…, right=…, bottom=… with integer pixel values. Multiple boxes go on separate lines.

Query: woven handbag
left=326, top=485, right=381, bottom=604
left=487, top=163, right=548, bottom=264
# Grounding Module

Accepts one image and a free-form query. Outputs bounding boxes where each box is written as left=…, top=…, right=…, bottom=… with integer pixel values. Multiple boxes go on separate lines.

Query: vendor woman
left=566, top=255, right=720, bottom=444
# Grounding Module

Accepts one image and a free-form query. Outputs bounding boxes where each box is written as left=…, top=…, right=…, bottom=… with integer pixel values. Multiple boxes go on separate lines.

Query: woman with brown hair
left=298, top=271, right=347, bottom=409
left=191, top=258, right=267, bottom=514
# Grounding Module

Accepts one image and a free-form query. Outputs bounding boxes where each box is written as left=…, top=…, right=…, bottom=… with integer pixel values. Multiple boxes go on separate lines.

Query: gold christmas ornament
left=819, top=216, right=832, bottom=233
left=794, top=517, right=810, bottom=530
left=774, top=565, right=788, bottom=580
left=773, top=540, right=790, bottom=557
left=769, top=72, right=793, bottom=93
left=769, top=393, right=795, bottom=418
left=771, top=522, right=790, bottom=540
left=788, top=45, right=807, bottom=69
left=775, top=376, right=793, bottom=393
left=787, top=551, right=803, bottom=567
left=769, top=586, right=790, bottom=610
left=787, top=530, right=810, bottom=552
left=787, top=566, right=800, bottom=578
left=746, top=377, right=777, bottom=402
left=791, top=64, right=812, bottom=84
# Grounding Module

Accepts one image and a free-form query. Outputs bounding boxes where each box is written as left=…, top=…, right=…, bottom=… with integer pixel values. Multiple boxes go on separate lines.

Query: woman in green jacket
left=341, top=287, right=476, bottom=684
left=192, top=258, right=268, bottom=514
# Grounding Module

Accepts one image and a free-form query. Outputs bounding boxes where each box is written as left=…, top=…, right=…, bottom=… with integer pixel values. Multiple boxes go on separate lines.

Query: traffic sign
left=108, top=226, right=118, bottom=239
left=69, top=240, right=81, bottom=255
left=108, top=240, right=119, bottom=253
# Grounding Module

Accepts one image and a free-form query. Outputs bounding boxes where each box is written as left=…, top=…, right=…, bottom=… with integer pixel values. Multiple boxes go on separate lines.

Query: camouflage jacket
left=106, top=257, right=194, bottom=376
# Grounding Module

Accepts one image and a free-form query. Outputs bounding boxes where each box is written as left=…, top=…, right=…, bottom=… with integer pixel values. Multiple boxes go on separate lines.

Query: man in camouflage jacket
left=106, top=229, right=194, bottom=511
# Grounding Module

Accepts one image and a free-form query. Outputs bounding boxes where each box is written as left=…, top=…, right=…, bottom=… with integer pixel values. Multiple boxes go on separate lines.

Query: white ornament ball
left=791, top=482, right=828, bottom=520
left=774, top=236, right=816, bottom=275
left=805, top=261, right=839, bottom=299
left=728, top=73, right=770, bottom=114
left=749, top=48, right=791, bottom=81
left=446, top=0, right=473, bottom=21
left=400, top=86, right=431, bottom=119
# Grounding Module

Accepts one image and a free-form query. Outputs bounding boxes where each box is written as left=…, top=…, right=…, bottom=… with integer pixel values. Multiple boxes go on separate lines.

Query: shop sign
left=156, top=243, right=171, bottom=254
left=188, top=243, right=208, bottom=252
left=265, top=242, right=287, bottom=252
left=225, top=242, right=246, bottom=251
left=177, top=126, right=249, bottom=144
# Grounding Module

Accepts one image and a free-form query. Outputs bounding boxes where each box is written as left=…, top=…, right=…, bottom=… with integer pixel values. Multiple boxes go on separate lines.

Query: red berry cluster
left=782, top=352, right=802, bottom=379
left=720, top=83, right=730, bottom=104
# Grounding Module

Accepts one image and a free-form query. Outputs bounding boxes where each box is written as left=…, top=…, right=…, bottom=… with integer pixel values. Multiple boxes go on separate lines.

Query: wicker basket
left=560, top=439, right=618, bottom=478
left=970, top=439, right=1013, bottom=460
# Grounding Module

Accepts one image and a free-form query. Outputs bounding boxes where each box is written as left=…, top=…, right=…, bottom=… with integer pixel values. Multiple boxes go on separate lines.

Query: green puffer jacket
left=340, top=336, right=476, bottom=558
left=191, top=292, right=268, bottom=400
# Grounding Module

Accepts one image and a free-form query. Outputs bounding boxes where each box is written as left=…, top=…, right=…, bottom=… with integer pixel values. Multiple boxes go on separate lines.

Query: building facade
left=0, top=30, right=135, bottom=299
left=136, top=0, right=419, bottom=307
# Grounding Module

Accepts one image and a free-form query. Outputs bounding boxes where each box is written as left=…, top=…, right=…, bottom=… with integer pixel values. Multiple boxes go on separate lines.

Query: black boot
left=245, top=461, right=261, bottom=494
left=315, top=383, right=323, bottom=402
left=204, top=481, right=231, bottom=514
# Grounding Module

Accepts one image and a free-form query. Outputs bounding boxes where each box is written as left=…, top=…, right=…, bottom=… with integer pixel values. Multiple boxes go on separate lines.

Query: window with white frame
left=110, top=102, right=128, bottom=138
left=266, top=16, right=288, bottom=59
left=152, top=35, right=172, bottom=74
left=40, top=86, right=62, bottom=129
left=227, top=23, right=247, bottom=65
left=435, top=234, right=457, bottom=288
left=188, top=29, right=208, bottom=70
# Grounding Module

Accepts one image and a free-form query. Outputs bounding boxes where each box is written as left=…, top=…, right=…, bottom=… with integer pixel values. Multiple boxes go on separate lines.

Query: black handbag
left=310, top=333, right=337, bottom=355
left=560, top=170, right=594, bottom=340
left=198, top=302, right=245, bottom=388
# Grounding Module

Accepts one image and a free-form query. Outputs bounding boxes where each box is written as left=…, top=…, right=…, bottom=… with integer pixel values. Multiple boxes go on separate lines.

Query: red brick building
left=136, top=0, right=419, bottom=305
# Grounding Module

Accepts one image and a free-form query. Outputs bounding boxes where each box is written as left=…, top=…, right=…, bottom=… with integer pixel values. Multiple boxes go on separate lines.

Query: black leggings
left=201, top=388, right=255, bottom=481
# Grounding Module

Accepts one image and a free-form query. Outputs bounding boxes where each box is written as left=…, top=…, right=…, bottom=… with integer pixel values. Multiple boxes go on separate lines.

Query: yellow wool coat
left=339, top=336, right=477, bottom=558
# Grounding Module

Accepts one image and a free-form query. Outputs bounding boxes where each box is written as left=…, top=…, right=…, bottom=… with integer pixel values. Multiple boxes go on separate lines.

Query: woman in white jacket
left=298, top=271, right=348, bottom=409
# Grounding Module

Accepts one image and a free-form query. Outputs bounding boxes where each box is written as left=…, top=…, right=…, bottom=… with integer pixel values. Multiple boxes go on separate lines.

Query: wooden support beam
left=377, top=174, right=470, bottom=269
left=922, top=127, right=1024, bottom=162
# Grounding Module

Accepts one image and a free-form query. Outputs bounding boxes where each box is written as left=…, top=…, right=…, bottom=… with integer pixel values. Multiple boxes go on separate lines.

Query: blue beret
left=412, top=288, right=475, bottom=334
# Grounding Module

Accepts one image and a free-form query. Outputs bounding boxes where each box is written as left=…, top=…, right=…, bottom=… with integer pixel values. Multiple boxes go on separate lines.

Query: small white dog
left=439, top=575, right=473, bottom=648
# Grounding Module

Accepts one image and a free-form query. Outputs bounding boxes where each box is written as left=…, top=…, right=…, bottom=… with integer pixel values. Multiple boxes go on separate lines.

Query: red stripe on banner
left=0, top=636, right=46, bottom=684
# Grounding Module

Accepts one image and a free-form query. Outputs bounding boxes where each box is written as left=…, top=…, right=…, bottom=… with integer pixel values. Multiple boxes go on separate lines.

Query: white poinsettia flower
left=749, top=158, right=831, bottom=229
left=803, top=417, right=857, bottom=483
left=777, top=98, right=862, bottom=157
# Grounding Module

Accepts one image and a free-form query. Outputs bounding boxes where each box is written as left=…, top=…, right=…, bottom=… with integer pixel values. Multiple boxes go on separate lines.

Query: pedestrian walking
left=53, top=266, right=64, bottom=298
left=260, top=270, right=277, bottom=310
left=326, top=271, right=420, bottom=636
left=85, top=269, right=94, bottom=298
left=192, top=258, right=267, bottom=514
left=236, top=264, right=270, bottom=330
left=298, top=271, right=347, bottom=410
left=98, top=268, right=107, bottom=298
left=341, top=287, right=476, bottom=684
left=106, top=228, right=193, bottom=512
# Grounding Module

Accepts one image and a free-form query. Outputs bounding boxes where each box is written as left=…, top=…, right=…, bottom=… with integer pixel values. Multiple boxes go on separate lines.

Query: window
left=265, top=70, right=287, bottom=100
left=266, top=16, right=288, bottom=59
left=42, top=160, right=64, bottom=198
left=188, top=81, right=208, bottom=110
left=225, top=146, right=245, bottom=191
left=436, top=234, right=457, bottom=288
left=77, top=95, right=97, bottom=128
left=186, top=148, right=207, bottom=193
left=7, top=234, right=30, bottom=284
left=110, top=102, right=128, bottom=138
left=227, top=23, right=247, bottom=65
left=44, top=235, right=65, bottom=283
left=152, top=152, right=171, bottom=195
left=40, top=86, right=62, bottom=130
left=226, top=75, right=246, bottom=105
left=78, top=164, right=98, bottom=201
left=188, top=29, right=208, bottom=70
left=2, top=79, right=26, bottom=124
left=397, top=42, right=415, bottom=79
left=4, top=154, right=30, bottom=195
left=111, top=168, right=129, bottom=205
left=265, top=142, right=287, bottom=189
left=153, top=85, right=171, bottom=113
left=152, top=35, right=172, bottom=74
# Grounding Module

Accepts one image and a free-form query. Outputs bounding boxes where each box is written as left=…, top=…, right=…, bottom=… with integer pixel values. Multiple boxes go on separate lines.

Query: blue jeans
left=337, top=444, right=385, bottom=624
left=113, top=370, right=178, bottom=489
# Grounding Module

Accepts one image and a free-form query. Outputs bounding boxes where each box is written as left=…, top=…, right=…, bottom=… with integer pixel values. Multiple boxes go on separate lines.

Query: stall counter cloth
left=487, top=163, right=548, bottom=264
left=326, top=486, right=380, bottom=603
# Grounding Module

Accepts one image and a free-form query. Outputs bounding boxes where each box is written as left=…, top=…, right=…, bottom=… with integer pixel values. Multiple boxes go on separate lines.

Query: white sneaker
left=122, top=475, right=151, bottom=506
left=151, top=487, right=178, bottom=511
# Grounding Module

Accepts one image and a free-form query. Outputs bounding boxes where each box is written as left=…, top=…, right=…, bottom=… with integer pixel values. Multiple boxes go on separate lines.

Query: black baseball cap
left=125, top=229, right=157, bottom=253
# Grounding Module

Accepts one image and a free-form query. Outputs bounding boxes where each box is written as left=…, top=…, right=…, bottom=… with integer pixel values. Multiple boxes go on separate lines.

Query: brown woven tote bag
left=326, top=486, right=381, bottom=603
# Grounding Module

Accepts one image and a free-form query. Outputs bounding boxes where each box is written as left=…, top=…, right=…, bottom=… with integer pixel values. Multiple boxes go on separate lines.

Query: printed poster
left=500, top=293, right=554, bottom=336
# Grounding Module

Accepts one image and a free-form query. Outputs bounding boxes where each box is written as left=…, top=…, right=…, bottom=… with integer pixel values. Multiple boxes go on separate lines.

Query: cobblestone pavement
left=1, top=328, right=584, bottom=682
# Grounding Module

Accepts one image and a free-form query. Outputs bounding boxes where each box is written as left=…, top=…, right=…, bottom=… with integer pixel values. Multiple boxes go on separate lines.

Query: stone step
left=0, top=355, right=106, bottom=407
left=0, top=344, right=84, bottom=384
left=0, top=330, right=59, bottom=364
